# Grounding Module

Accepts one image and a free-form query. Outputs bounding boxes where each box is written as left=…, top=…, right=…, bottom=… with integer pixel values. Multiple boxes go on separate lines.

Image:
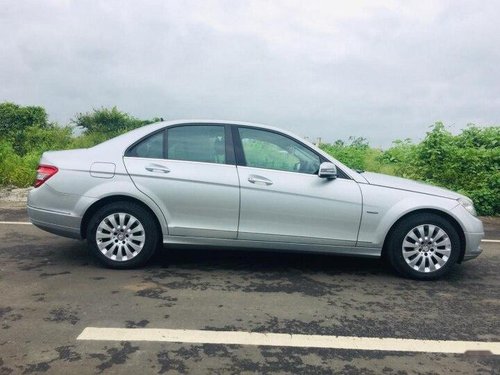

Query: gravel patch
left=0, top=186, right=30, bottom=208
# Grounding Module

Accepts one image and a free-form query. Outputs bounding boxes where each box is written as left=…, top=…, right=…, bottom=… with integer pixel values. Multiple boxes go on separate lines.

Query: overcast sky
left=1, top=0, right=499, bottom=146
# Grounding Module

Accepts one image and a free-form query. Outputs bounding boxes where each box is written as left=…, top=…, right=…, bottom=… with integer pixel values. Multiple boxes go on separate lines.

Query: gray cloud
left=1, top=0, right=499, bottom=146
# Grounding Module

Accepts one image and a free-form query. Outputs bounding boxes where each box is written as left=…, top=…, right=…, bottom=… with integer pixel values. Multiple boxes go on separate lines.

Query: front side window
left=167, top=125, right=226, bottom=164
left=238, top=128, right=321, bottom=174
left=126, top=131, right=164, bottom=159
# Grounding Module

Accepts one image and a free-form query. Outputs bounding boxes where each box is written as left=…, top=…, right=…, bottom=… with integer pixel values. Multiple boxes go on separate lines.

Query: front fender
left=357, top=184, right=459, bottom=248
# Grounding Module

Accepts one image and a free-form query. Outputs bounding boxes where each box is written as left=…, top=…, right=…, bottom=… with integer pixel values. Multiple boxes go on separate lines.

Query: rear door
left=123, top=124, right=240, bottom=239
left=234, top=126, right=363, bottom=246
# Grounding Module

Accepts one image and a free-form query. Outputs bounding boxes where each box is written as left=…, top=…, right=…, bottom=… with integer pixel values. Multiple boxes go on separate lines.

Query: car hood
left=361, top=172, right=464, bottom=200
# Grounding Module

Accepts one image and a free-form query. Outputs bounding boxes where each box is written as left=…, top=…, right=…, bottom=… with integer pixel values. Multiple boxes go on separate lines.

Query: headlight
left=458, top=198, right=477, bottom=217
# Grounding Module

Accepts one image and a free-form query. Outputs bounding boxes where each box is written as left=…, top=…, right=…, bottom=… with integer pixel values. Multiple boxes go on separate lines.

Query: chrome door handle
left=145, top=164, right=170, bottom=173
left=248, top=175, right=273, bottom=186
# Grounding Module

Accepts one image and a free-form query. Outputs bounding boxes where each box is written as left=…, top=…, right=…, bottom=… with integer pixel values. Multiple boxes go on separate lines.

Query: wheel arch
left=381, top=208, right=466, bottom=263
left=80, top=195, right=164, bottom=241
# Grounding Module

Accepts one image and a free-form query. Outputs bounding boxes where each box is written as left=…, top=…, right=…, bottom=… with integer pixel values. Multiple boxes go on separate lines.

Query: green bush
left=0, top=101, right=498, bottom=215
left=23, top=125, right=73, bottom=152
left=319, top=137, right=369, bottom=171
left=319, top=137, right=395, bottom=175
left=379, top=123, right=500, bottom=216
left=68, top=132, right=110, bottom=149
left=0, top=141, right=39, bottom=187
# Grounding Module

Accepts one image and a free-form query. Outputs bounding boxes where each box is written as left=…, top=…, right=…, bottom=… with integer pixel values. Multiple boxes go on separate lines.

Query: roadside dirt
left=481, top=216, right=500, bottom=240
left=0, top=186, right=30, bottom=208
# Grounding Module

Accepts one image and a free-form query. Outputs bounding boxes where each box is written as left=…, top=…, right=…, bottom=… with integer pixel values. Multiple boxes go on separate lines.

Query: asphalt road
left=0, top=208, right=499, bottom=374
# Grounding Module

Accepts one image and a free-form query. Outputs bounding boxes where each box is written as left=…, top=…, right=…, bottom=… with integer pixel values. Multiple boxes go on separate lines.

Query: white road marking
left=0, top=221, right=32, bottom=225
left=77, top=328, right=500, bottom=354
left=0, top=221, right=499, bottom=243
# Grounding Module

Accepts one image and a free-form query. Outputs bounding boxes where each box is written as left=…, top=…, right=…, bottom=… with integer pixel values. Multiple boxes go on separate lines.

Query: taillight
left=34, top=165, right=58, bottom=188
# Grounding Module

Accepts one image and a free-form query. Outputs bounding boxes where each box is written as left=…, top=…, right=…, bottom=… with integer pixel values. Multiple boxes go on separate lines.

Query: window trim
left=232, top=125, right=350, bottom=179
left=224, top=124, right=236, bottom=165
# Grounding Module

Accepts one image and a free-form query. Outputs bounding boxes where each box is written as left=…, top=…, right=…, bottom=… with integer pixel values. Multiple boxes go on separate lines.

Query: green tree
left=0, top=102, right=51, bottom=155
left=72, top=106, right=159, bottom=137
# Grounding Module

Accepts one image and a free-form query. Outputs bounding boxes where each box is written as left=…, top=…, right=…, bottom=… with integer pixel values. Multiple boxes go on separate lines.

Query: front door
left=234, top=126, right=362, bottom=246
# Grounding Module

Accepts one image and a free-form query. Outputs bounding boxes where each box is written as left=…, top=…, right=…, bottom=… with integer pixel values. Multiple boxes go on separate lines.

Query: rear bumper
left=27, top=205, right=82, bottom=240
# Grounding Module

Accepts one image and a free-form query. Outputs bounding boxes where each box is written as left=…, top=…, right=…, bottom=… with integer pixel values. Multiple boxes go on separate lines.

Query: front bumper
left=451, top=204, right=484, bottom=262
left=27, top=205, right=82, bottom=240
left=462, top=231, right=483, bottom=261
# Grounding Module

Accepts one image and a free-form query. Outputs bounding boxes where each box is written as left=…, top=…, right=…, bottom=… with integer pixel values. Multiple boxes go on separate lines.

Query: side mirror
left=318, top=162, right=337, bottom=179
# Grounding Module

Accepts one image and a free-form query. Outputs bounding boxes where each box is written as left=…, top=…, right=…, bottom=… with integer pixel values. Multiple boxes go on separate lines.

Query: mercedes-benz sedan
left=27, top=120, right=484, bottom=279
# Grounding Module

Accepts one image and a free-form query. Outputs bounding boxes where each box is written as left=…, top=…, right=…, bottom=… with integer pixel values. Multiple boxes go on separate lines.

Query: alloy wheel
left=96, top=213, right=146, bottom=262
left=402, top=224, right=452, bottom=273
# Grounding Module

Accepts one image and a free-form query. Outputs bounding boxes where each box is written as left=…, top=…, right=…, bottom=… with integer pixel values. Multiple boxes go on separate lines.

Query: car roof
left=149, top=119, right=285, bottom=132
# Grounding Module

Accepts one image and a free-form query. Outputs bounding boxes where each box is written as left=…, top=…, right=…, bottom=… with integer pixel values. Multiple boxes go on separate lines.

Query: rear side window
left=167, top=125, right=225, bottom=164
left=126, top=131, right=164, bottom=159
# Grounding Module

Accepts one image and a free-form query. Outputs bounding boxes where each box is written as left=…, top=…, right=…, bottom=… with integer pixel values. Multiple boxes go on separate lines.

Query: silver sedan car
left=27, top=120, right=484, bottom=279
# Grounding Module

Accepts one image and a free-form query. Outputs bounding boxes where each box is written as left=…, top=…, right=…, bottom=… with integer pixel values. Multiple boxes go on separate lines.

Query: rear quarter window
left=126, top=131, right=164, bottom=159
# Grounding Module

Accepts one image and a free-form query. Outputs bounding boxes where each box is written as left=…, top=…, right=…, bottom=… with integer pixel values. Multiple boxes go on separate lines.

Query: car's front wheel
left=87, top=202, right=159, bottom=269
left=387, top=213, right=461, bottom=280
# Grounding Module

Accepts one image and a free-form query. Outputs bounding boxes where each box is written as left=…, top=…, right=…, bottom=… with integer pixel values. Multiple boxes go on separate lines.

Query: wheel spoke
left=435, top=249, right=451, bottom=262
left=407, top=231, right=420, bottom=243
left=108, top=215, right=119, bottom=229
left=96, top=231, right=112, bottom=240
left=98, top=239, right=114, bottom=249
left=403, top=240, right=418, bottom=249
left=434, top=229, right=448, bottom=243
left=105, top=243, right=117, bottom=255
left=415, top=225, right=426, bottom=239
left=436, top=247, right=451, bottom=255
left=124, top=246, right=134, bottom=260
left=428, top=257, right=436, bottom=272
left=115, top=246, right=123, bottom=261
left=427, top=225, right=437, bottom=239
left=128, top=217, right=139, bottom=228
left=432, top=254, right=445, bottom=268
left=408, top=254, right=422, bottom=268
left=127, top=241, right=142, bottom=252
left=118, top=213, right=126, bottom=228
left=417, top=256, right=425, bottom=272
left=403, top=249, right=419, bottom=257
left=100, top=220, right=115, bottom=232
left=131, top=234, right=145, bottom=243
left=130, top=226, right=143, bottom=234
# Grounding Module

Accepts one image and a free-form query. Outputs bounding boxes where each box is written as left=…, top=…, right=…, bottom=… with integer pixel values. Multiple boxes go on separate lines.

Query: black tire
left=87, top=201, right=159, bottom=269
left=386, top=213, right=461, bottom=280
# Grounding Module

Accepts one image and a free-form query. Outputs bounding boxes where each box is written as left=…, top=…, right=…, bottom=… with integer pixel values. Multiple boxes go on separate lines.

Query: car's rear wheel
left=387, top=213, right=461, bottom=280
left=87, top=202, right=159, bottom=269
